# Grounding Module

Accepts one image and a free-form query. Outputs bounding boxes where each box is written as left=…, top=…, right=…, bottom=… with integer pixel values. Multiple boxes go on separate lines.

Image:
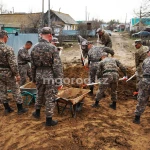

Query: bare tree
left=21, top=13, right=43, bottom=33
left=134, top=0, right=150, bottom=18
left=0, top=3, right=10, bottom=14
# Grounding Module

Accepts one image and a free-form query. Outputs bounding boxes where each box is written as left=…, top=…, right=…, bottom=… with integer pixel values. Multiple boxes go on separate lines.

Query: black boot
left=32, top=109, right=40, bottom=119
left=89, top=86, right=94, bottom=95
left=45, top=117, right=58, bottom=126
left=92, top=101, right=100, bottom=108
left=3, top=103, right=14, bottom=114
left=17, top=103, right=28, bottom=115
left=133, top=115, right=140, bottom=124
left=109, top=102, right=116, bottom=110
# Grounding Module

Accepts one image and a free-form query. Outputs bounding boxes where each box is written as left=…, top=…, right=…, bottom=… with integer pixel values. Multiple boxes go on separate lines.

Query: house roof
left=51, top=10, right=78, bottom=25
left=0, top=13, right=42, bottom=28
left=133, top=21, right=146, bottom=27
left=131, top=18, right=150, bottom=26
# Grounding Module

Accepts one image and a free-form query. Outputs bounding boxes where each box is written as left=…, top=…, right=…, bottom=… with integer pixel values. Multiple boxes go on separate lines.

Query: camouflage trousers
left=136, top=76, right=142, bottom=91
left=35, top=84, right=57, bottom=118
left=18, top=63, right=32, bottom=86
left=136, top=64, right=143, bottom=90
left=0, top=76, right=23, bottom=104
left=95, top=73, right=119, bottom=102
left=105, top=42, right=112, bottom=48
left=89, top=62, right=99, bottom=88
left=135, top=78, right=150, bottom=116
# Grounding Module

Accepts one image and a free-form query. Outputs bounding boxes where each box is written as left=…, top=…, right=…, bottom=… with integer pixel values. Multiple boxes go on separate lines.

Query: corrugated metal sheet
left=7, top=33, right=38, bottom=56
left=62, top=30, right=79, bottom=35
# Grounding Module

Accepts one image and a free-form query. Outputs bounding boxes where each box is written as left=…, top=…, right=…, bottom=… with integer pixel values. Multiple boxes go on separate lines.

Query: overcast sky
left=1, top=0, right=143, bottom=22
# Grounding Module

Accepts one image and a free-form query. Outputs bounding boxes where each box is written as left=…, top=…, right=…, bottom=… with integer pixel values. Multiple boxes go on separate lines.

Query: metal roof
left=51, top=10, right=78, bottom=25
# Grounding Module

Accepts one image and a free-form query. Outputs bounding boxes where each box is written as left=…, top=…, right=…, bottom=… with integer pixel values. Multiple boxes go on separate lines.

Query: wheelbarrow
left=20, top=82, right=37, bottom=105
left=56, top=87, right=90, bottom=118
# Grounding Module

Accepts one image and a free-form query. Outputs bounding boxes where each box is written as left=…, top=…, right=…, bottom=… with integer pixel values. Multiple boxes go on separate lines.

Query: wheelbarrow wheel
left=76, top=101, right=84, bottom=112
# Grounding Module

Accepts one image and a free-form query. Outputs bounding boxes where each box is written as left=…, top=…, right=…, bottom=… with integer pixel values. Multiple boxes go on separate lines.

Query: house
left=44, top=10, right=78, bottom=31
left=0, top=10, right=78, bottom=33
left=130, top=18, right=150, bottom=31
left=0, top=13, right=42, bottom=33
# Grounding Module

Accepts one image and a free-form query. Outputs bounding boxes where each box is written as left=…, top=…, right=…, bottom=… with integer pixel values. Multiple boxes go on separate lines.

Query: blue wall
left=7, top=33, right=38, bottom=56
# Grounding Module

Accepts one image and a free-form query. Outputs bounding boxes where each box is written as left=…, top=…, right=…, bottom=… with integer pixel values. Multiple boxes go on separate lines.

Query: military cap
left=96, top=28, right=102, bottom=33
left=134, top=39, right=142, bottom=44
left=40, top=27, right=52, bottom=34
left=101, top=52, right=108, bottom=58
left=52, top=37, right=59, bottom=43
left=81, top=40, right=88, bottom=46
left=0, top=30, right=8, bottom=38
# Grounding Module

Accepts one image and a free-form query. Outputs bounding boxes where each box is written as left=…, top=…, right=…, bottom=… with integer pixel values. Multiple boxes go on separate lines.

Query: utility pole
left=42, top=0, right=44, bottom=27
left=48, top=0, right=51, bottom=27
left=85, top=6, right=87, bottom=22
left=124, top=13, right=127, bottom=31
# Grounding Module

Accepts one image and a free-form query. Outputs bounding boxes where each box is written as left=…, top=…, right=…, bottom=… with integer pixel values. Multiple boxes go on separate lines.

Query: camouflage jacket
left=31, top=39, right=63, bottom=84
left=100, top=31, right=112, bottom=47
left=97, top=57, right=126, bottom=78
left=0, top=41, right=19, bottom=76
left=135, top=45, right=148, bottom=76
left=142, top=56, right=150, bottom=76
left=17, top=47, right=31, bottom=64
left=88, top=46, right=114, bottom=63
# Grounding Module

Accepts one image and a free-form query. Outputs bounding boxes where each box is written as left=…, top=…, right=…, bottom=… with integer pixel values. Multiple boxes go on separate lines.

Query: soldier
left=92, top=52, right=127, bottom=109
left=87, top=42, right=115, bottom=95
left=77, top=35, right=89, bottom=66
left=133, top=47, right=150, bottom=124
left=134, top=39, right=148, bottom=91
left=31, top=27, right=63, bottom=126
left=96, top=28, right=112, bottom=48
left=51, top=37, right=63, bottom=57
left=0, top=30, right=28, bottom=114
left=17, top=41, right=32, bottom=86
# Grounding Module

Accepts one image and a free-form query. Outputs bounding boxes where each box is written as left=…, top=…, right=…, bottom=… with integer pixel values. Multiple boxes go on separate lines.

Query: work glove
left=57, top=85, right=63, bottom=90
left=123, top=76, right=128, bottom=80
left=15, top=75, right=21, bottom=82
left=135, top=71, right=138, bottom=76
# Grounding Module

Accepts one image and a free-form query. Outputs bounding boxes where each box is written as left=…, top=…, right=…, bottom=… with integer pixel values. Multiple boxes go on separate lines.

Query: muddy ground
left=0, top=32, right=150, bottom=150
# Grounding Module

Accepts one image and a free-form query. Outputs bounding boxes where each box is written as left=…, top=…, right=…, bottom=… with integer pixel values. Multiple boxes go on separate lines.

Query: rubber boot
left=133, top=115, right=140, bottom=124
left=45, top=117, right=58, bottom=126
left=3, top=103, right=14, bottom=114
left=91, top=100, right=100, bottom=108
left=109, top=102, right=116, bottom=110
left=89, top=86, right=94, bottom=96
left=32, top=109, right=40, bottom=119
left=17, top=103, right=28, bottom=115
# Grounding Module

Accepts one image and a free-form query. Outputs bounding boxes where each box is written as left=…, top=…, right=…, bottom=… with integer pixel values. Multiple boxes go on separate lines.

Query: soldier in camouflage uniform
left=133, top=48, right=150, bottom=124
left=134, top=39, right=149, bottom=91
left=31, top=27, right=63, bottom=126
left=17, top=41, right=33, bottom=86
left=77, top=35, right=89, bottom=66
left=96, top=28, right=112, bottom=48
left=0, top=30, right=28, bottom=115
left=92, top=52, right=127, bottom=109
left=87, top=42, right=115, bottom=95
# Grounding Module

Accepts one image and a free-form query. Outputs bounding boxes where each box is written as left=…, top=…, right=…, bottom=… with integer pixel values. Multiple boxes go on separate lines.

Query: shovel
left=126, top=74, right=136, bottom=82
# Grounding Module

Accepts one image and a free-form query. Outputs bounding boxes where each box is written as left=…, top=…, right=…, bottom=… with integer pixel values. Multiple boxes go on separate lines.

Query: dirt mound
left=64, top=65, right=136, bottom=100
left=23, top=82, right=36, bottom=88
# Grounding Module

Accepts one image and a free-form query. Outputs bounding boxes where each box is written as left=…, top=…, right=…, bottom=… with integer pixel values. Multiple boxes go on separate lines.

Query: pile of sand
left=23, top=82, right=36, bottom=88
